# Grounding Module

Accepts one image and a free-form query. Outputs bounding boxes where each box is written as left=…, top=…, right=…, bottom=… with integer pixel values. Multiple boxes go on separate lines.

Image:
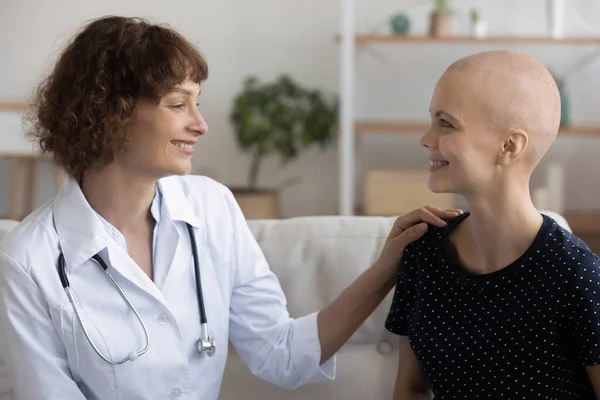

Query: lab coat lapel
left=153, top=217, right=180, bottom=289
left=156, top=176, right=204, bottom=292
left=160, top=221, right=192, bottom=298
left=104, top=242, right=167, bottom=307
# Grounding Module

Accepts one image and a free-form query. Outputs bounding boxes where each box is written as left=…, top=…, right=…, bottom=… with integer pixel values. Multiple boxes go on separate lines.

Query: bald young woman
left=385, top=50, right=600, bottom=399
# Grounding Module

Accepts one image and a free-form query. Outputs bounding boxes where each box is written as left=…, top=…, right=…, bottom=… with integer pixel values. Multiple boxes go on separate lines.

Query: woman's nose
left=420, top=125, right=436, bottom=149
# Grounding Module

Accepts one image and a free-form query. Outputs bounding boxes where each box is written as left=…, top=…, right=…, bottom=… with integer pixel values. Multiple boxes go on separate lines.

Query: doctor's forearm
left=316, top=262, right=395, bottom=364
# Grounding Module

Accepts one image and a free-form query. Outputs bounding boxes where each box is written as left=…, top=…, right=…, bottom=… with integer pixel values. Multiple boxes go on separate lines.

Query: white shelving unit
left=338, top=0, right=357, bottom=216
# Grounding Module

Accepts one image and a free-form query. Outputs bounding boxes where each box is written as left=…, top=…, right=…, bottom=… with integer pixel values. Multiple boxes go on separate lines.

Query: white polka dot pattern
left=385, top=213, right=600, bottom=399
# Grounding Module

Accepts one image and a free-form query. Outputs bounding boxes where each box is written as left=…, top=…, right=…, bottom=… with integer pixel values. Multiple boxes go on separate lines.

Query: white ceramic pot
left=472, top=20, right=488, bottom=38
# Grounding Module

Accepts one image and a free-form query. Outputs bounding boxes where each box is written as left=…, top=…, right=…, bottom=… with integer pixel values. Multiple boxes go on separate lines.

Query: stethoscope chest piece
left=197, top=336, right=216, bottom=357
left=197, top=322, right=215, bottom=356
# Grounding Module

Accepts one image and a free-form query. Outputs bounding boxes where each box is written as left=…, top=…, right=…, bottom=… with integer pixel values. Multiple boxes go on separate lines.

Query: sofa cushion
left=245, top=216, right=398, bottom=343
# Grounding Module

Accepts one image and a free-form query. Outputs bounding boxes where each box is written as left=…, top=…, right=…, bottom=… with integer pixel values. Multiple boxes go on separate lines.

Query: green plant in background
left=434, top=0, right=451, bottom=14
left=230, top=75, right=338, bottom=191
left=470, top=8, right=480, bottom=23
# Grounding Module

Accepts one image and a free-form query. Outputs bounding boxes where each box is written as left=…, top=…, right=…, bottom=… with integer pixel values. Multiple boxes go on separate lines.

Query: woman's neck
left=454, top=182, right=544, bottom=274
left=81, top=164, right=157, bottom=236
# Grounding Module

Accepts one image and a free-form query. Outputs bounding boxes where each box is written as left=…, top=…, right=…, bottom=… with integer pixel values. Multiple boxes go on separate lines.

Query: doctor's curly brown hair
left=27, top=15, right=208, bottom=177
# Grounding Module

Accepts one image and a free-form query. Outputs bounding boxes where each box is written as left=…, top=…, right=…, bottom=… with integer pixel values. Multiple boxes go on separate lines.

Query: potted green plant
left=429, top=0, right=452, bottom=37
left=470, top=7, right=488, bottom=38
left=229, top=74, right=338, bottom=218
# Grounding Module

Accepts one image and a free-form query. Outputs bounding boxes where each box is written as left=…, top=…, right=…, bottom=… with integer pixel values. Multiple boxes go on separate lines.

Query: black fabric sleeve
left=384, top=244, right=415, bottom=336
left=570, top=252, right=600, bottom=366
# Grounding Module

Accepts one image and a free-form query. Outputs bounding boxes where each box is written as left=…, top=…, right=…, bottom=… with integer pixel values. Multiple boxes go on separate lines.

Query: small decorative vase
left=429, top=11, right=452, bottom=37
left=471, top=20, right=488, bottom=38
left=390, top=13, right=410, bottom=35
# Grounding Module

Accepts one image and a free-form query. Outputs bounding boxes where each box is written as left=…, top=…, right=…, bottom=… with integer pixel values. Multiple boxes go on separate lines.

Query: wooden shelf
left=354, top=121, right=600, bottom=137
left=350, top=35, right=600, bottom=45
left=355, top=122, right=427, bottom=134
left=0, top=101, right=30, bottom=111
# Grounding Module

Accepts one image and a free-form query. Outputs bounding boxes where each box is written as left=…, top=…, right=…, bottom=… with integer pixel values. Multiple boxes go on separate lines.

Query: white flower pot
left=472, top=20, right=488, bottom=38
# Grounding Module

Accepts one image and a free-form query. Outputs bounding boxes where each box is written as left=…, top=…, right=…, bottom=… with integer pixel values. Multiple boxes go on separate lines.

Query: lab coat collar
left=157, top=176, right=203, bottom=229
left=53, top=176, right=109, bottom=273
left=53, top=175, right=202, bottom=274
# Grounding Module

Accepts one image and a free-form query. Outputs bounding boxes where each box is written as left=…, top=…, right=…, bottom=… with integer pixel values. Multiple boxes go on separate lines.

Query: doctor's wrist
left=369, top=261, right=397, bottom=291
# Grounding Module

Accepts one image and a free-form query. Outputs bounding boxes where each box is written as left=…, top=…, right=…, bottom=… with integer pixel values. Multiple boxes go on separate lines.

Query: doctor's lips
left=429, top=158, right=449, bottom=172
left=172, top=140, right=196, bottom=155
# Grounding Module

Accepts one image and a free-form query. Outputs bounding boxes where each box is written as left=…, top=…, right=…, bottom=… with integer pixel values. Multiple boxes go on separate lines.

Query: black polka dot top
left=385, top=212, right=600, bottom=399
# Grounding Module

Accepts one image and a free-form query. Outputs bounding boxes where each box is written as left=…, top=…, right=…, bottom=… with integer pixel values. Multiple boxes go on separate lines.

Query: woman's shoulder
left=406, top=213, right=463, bottom=253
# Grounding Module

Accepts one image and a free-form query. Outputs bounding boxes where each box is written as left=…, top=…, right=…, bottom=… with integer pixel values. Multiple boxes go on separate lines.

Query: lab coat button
left=157, top=313, right=169, bottom=325
left=169, top=388, right=182, bottom=398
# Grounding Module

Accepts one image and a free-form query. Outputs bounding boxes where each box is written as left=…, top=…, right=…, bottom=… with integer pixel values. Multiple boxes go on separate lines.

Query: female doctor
left=0, top=16, right=460, bottom=400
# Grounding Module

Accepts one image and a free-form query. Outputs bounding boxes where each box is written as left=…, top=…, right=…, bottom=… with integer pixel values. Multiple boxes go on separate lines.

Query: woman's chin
left=427, top=178, right=452, bottom=194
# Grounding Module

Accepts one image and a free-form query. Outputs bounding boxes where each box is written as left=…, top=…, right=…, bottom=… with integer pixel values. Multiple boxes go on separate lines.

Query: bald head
left=444, top=50, right=561, bottom=167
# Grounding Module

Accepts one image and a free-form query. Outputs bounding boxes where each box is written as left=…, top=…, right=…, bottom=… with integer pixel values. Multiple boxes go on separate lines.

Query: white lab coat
left=0, top=175, right=335, bottom=400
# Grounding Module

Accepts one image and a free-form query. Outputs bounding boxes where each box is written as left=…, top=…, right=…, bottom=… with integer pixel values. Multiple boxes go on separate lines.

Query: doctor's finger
left=424, top=205, right=463, bottom=220
left=391, top=222, right=429, bottom=250
left=395, top=207, right=451, bottom=231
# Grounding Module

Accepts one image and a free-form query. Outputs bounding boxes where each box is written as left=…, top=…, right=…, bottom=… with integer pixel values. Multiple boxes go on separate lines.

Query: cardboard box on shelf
left=364, top=170, right=454, bottom=216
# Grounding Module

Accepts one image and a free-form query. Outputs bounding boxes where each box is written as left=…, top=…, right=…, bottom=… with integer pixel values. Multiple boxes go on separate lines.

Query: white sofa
left=0, top=212, right=571, bottom=399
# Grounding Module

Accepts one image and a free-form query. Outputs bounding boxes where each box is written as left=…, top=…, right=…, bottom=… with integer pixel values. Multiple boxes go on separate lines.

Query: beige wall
left=1, top=0, right=599, bottom=217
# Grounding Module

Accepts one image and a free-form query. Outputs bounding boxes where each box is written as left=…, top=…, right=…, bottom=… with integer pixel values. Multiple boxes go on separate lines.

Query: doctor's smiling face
left=28, top=16, right=209, bottom=181
left=116, top=79, right=208, bottom=179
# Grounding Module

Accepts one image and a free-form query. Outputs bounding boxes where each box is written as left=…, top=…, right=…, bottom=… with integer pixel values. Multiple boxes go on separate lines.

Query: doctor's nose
left=188, top=108, right=208, bottom=136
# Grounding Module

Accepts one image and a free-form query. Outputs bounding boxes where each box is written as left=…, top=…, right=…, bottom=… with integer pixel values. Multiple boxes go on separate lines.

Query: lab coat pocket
left=50, top=307, right=116, bottom=398
left=51, top=304, right=153, bottom=400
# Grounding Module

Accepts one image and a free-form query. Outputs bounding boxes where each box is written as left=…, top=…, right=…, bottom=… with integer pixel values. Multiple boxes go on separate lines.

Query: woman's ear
left=499, top=129, right=528, bottom=166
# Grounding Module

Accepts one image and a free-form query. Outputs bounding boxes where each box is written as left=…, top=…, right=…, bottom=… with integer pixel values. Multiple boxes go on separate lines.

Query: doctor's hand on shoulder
left=0, top=15, right=461, bottom=400
left=315, top=205, right=462, bottom=364
left=377, top=205, right=464, bottom=274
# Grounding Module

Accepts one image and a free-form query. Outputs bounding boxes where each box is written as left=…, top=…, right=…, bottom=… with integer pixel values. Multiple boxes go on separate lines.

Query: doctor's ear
left=498, top=129, right=528, bottom=166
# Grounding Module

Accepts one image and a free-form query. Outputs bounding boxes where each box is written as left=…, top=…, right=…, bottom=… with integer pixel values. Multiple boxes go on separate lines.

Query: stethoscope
left=57, top=223, right=216, bottom=365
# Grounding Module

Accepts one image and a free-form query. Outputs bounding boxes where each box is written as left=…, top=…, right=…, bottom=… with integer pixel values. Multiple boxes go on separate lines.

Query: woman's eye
left=171, top=104, right=185, bottom=109
left=439, top=119, right=454, bottom=129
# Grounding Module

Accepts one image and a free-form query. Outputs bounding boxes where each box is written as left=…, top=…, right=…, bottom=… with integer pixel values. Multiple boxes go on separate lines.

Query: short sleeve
left=569, top=253, right=600, bottom=365
left=384, top=244, right=416, bottom=336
